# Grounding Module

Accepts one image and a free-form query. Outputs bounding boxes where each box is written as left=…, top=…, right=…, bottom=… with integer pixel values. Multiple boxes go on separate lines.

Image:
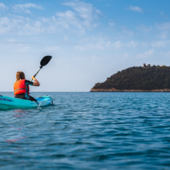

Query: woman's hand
left=32, top=76, right=40, bottom=86
left=32, top=76, right=36, bottom=81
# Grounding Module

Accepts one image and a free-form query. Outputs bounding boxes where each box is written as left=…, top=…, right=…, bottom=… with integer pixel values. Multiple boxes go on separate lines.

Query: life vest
left=14, top=79, right=30, bottom=95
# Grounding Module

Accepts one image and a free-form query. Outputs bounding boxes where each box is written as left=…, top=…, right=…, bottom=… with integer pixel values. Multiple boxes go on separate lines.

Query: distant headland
left=91, top=64, right=170, bottom=92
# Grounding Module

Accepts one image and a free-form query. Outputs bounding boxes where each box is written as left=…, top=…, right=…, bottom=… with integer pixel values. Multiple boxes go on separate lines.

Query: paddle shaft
left=31, top=67, right=42, bottom=81
left=31, top=55, right=52, bottom=81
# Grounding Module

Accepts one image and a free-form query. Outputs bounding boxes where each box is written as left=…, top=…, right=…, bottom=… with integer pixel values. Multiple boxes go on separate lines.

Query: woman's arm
left=32, top=76, right=40, bottom=86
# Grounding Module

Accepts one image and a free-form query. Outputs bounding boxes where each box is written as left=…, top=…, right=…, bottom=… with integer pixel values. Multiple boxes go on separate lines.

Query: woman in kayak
left=14, top=71, right=40, bottom=102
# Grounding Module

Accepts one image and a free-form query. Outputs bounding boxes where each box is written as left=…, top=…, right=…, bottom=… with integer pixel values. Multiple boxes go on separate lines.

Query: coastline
left=90, top=88, right=170, bottom=92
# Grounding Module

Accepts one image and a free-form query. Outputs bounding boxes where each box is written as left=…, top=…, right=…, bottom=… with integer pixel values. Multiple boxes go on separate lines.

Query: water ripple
left=0, top=92, right=170, bottom=169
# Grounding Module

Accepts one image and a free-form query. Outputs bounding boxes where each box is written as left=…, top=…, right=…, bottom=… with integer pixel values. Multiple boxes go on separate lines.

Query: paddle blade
left=40, top=55, right=52, bottom=67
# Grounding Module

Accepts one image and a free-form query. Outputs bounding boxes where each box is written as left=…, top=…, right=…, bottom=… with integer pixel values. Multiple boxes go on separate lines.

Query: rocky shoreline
left=90, top=88, right=170, bottom=92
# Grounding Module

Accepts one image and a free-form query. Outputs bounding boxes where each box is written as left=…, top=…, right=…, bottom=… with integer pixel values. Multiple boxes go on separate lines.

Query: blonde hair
left=16, top=71, right=25, bottom=82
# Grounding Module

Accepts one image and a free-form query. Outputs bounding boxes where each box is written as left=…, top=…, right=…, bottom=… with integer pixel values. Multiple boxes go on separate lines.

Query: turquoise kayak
left=0, top=95, right=53, bottom=110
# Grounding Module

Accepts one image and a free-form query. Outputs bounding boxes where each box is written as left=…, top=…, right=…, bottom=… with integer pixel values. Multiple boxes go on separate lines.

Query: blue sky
left=0, top=0, right=170, bottom=92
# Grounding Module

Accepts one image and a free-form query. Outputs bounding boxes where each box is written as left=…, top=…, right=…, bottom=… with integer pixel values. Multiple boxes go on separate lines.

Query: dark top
left=25, top=80, right=33, bottom=86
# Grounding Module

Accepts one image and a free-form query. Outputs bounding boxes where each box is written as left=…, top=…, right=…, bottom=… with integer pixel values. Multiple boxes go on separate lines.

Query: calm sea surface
left=0, top=92, right=170, bottom=170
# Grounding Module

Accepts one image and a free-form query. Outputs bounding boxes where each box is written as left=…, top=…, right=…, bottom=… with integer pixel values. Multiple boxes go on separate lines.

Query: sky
left=0, top=0, right=170, bottom=92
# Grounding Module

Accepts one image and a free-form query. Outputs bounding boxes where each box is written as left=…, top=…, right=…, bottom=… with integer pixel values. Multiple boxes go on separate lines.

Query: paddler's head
left=16, top=71, right=25, bottom=81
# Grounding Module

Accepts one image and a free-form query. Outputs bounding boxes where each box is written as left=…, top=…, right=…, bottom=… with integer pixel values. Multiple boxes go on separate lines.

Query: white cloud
left=157, top=32, right=169, bottom=39
left=0, top=1, right=101, bottom=36
left=64, top=35, right=68, bottom=41
left=0, top=3, right=6, bottom=9
left=74, top=39, right=137, bottom=51
left=0, top=42, right=31, bottom=53
left=75, top=43, right=104, bottom=51
left=0, top=16, right=43, bottom=34
left=145, top=49, right=154, bottom=55
left=91, top=55, right=97, bottom=61
left=129, top=6, right=143, bottom=13
left=159, top=51, right=170, bottom=58
left=107, top=40, right=137, bottom=49
left=13, top=3, right=43, bottom=13
left=137, top=25, right=151, bottom=32
left=141, top=42, right=148, bottom=47
left=109, top=22, right=115, bottom=27
left=113, top=41, right=121, bottom=49
left=123, top=53, right=129, bottom=58
left=156, top=22, right=170, bottom=30
left=75, top=37, right=124, bottom=51
left=151, top=40, right=170, bottom=48
left=74, top=36, right=106, bottom=50
left=63, top=1, right=102, bottom=20
left=17, top=46, right=29, bottom=52
left=138, top=49, right=154, bottom=58
left=52, top=1, right=103, bottom=34
left=155, top=22, right=170, bottom=39
left=45, top=46, right=60, bottom=52
left=6, top=38, right=16, bottom=43
left=122, top=28, right=133, bottom=36
left=2, top=1, right=102, bottom=35
left=165, top=51, right=170, bottom=57
left=126, top=41, right=138, bottom=48
left=0, top=17, right=12, bottom=33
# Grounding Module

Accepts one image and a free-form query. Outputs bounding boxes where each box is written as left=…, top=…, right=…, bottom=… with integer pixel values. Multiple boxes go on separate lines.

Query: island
left=90, top=64, right=170, bottom=92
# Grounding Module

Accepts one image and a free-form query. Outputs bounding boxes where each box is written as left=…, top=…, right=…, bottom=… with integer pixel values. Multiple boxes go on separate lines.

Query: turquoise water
left=0, top=92, right=170, bottom=170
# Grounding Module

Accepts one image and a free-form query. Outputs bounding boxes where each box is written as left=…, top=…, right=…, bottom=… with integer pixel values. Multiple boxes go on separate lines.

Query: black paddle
left=32, top=55, right=52, bottom=81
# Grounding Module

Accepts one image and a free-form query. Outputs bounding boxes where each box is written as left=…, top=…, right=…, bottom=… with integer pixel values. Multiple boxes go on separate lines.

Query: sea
left=0, top=92, right=170, bottom=170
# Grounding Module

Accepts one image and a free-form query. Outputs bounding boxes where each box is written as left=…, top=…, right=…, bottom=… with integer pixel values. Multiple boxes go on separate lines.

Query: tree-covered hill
left=91, top=65, right=170, bottom=91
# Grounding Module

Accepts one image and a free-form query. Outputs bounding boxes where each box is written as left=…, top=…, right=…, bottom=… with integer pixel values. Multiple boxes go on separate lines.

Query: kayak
left=0, top=95, right=53, bottom=110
